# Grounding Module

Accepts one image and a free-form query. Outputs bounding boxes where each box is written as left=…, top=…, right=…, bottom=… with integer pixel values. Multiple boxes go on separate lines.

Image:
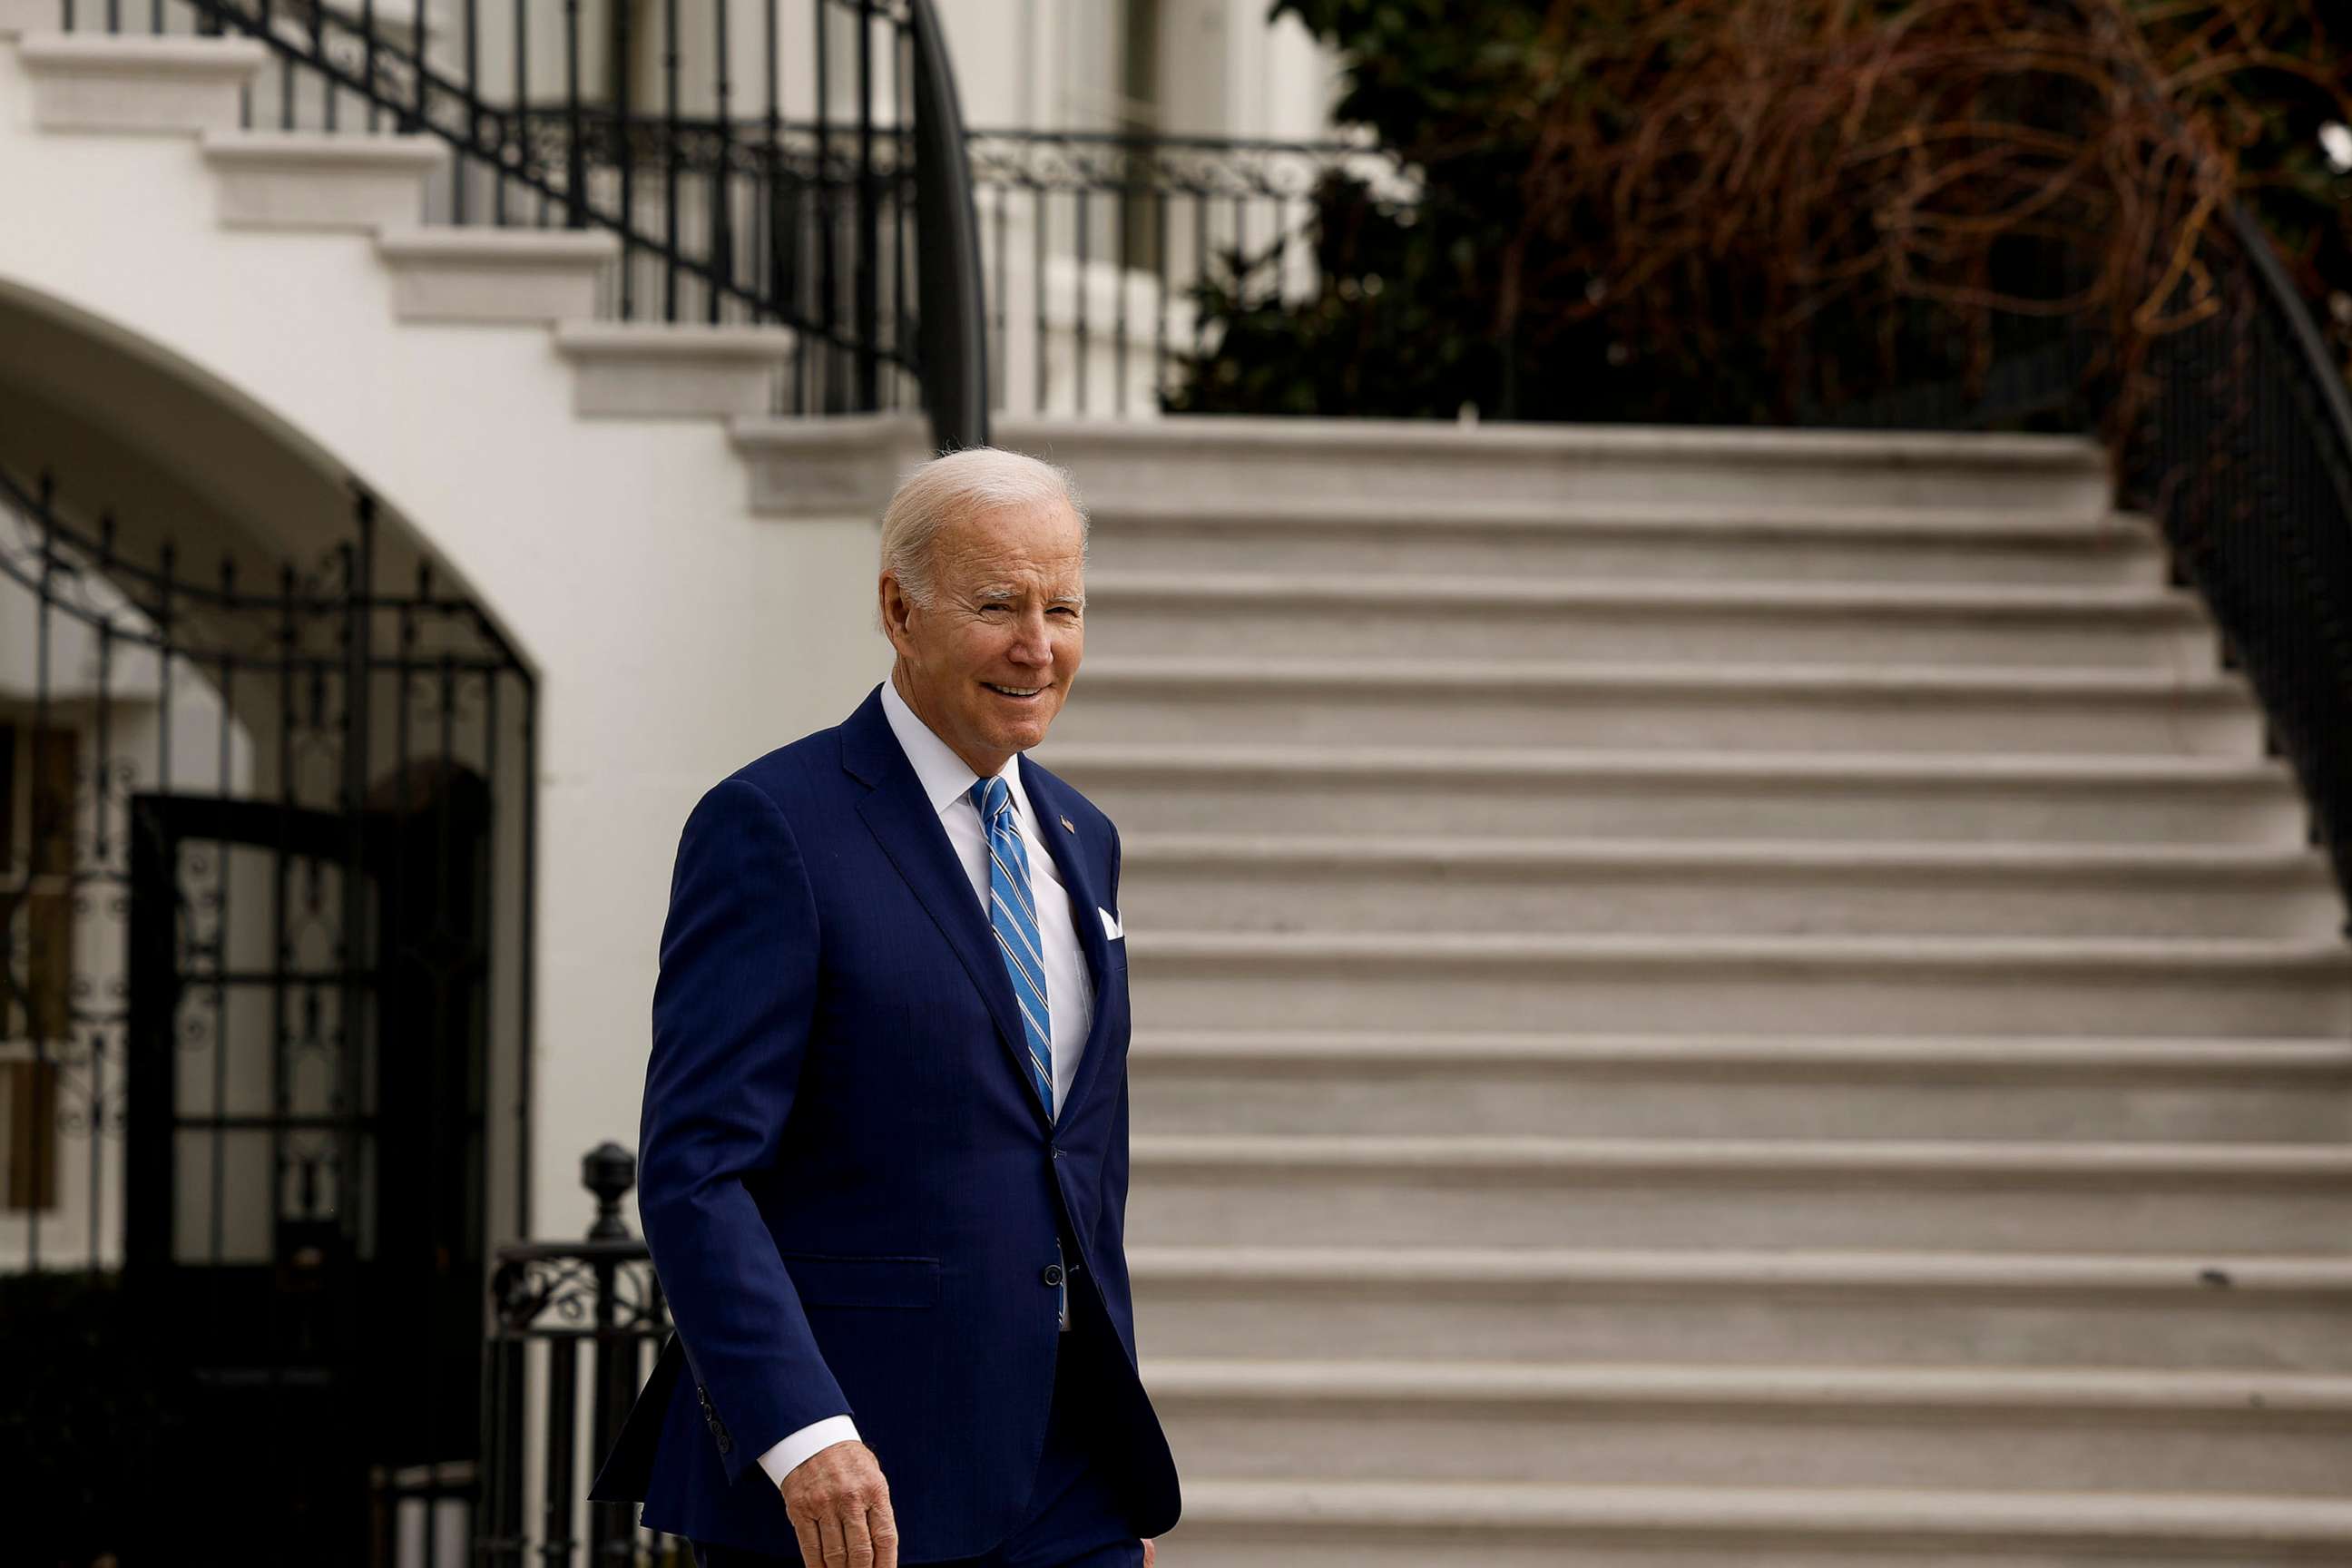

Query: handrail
left=907, top=0, right=990, bottom=449
left=2137, top=207, right=2352, bottom=906
left=2089, top=27, right=2352, bottom=909
left=2225, top=203, right=2352, bottom=469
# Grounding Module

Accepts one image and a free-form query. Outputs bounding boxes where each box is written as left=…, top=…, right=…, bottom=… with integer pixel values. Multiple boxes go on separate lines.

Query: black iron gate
left=2, top=461, right=535, bottom=1563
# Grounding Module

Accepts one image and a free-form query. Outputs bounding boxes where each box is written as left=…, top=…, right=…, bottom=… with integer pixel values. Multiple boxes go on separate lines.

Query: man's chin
left=991, top=714, right=1056, bottom=754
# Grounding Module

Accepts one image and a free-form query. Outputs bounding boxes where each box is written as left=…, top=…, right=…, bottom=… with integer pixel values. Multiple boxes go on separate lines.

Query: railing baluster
left=1032, top=180, right=1049, bottom=413
left=1114, top=176, right=1132, bottom=416
left=454, top=0, right=475, bottom=222
left=893, top=15, right=912, bottom=408
left=499, top=0, right=520, bottom=225
left=364, top=0, right=377, bottom=132
left=710, top=0, right=732, bottom=326
left=1191, top=190, right=1208, bottom=358
left=856, top=0, right=878, bottom=410
left=816, top=0, right=838, bottom=409
left=563, top=0, right=583, bottom=230
left=1152, top=186, right=1169, bottom=410
left=540, top=1334, right=580, bottom=1565
left=316, top=0, right=334, bottom=132
left=663, top=0, right=680, bottom=321
left=614, top=0, right=634, bottom=313
left=766, top=0, right=781, bottom=328
left=993, top=182, right=1009, bottom=413
left=1073, top=184, right=1090, bottom=415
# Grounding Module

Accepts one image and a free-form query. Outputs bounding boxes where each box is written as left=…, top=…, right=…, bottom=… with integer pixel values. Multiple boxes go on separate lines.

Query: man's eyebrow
left=968, top=583, right=1086, bottom=604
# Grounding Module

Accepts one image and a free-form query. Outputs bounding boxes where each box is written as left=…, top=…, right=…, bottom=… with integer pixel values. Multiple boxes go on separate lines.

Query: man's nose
left=1007, top=609, right=1053, bottom=663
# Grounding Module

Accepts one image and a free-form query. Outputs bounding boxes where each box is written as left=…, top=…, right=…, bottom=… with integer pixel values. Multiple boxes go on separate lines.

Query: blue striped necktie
left=972, top=776, right=1054, bottom=1120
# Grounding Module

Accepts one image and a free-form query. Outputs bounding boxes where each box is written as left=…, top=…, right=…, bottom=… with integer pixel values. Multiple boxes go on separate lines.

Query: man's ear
left=878, top=572, right=913, bottom=652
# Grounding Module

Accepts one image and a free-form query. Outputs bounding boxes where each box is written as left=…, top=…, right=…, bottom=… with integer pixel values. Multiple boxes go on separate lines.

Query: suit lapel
left=1021, top=755, right=1118, bottom=1129
left=840, top=690, right=1052, bottom=1136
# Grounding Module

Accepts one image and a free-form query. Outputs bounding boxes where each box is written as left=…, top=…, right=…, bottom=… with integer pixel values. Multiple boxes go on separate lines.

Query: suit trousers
left=690, top=1251, right=1147, bottom=1568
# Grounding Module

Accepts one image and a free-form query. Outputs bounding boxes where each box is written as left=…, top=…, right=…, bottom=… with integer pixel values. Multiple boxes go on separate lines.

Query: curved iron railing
left=906, top=0, right=986, bottom=446
left=2129, top=208, right=2352, bottom=906
left=46, top=0, right=990, bottom=448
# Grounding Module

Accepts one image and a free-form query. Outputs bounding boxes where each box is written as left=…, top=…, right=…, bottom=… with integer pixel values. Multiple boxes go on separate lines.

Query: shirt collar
left=877, top=676, right=1030, bottom=825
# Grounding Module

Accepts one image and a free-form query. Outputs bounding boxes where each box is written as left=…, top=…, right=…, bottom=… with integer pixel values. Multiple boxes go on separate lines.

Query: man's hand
left=1142, top=1537, right=1156, bottom=1566
left=780, top=1439, right=897, bottom=1568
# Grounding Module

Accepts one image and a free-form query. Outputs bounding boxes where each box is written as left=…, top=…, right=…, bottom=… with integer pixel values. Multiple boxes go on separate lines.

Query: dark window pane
left=5, top=1056, right=59, bottom=1211
left=29, top=727, right=75, bottom=877
left=26, top=888, right=71, bottom=1044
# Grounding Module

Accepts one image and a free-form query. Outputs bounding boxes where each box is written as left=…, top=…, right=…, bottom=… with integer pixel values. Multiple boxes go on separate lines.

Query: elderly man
left=589, top=448, right=1178, bottom=1568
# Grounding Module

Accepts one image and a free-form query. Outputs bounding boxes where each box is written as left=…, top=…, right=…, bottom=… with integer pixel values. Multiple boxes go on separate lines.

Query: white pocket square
left=1098, top=906, right=1123, bottom=940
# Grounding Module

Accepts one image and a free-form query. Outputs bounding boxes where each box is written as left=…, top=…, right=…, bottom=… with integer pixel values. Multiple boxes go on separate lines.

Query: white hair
left=878, top=446, right=1088, bottom=611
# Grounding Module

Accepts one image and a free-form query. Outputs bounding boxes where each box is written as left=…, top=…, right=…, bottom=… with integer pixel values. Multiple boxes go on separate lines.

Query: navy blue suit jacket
left=587, top=686, right=1181, bottom=1559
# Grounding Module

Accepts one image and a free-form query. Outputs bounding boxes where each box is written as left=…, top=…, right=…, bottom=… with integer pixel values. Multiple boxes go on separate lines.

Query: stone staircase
left=0, top=22, right=799, bottom=416
left=1020, top=419, right=2352, bottom=1565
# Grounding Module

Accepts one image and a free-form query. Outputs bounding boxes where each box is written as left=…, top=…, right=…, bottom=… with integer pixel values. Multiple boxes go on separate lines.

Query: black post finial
left=582, top=1142, right=637, bottom=1241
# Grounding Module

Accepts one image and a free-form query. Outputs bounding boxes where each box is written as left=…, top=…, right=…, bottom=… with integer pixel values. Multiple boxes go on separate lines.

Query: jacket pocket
left=778, top=1251, right=942, bottom=1310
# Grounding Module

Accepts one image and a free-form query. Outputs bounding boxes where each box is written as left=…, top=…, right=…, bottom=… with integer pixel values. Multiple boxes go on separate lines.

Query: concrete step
left=375, top=226, right=619, bottom=323
left=1080, top=499, right=2170, bottom=588
left=1003, top=416, right=2115, bottom=515
left=1117, top=836, right=2342, bottom=939
left=1129, top=1246, right=2352, bottom=1370
left=14, top=32, right=265, bottom=134
left=1128, top=1034, right=2352, bottom=1142
left=1124, top=1134, right=2352, bottom=1252
left=555, top=322, right=796, bottom=418
left=1144, top=1359, right=2352, bottom=1495
left=200, top=132, right=444, bottom=231
left=1086, top=573, right=2216, bottom=671
left=1167, top=1479, right=2352, bottom=1565
left=1127, top=932, right=2352, bottom=1038
left=1035, top=744, right=2309, bottom=846
left=1054, top=659, right=2264, bottom=756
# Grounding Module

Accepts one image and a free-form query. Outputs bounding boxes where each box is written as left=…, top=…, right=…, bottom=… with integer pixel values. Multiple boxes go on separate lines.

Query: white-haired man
left=591, top=447, right=1178, bottom=1568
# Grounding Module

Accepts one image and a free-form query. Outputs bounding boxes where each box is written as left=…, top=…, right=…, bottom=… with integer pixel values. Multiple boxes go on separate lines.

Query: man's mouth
left=985, top=682, right=1046, bottom=700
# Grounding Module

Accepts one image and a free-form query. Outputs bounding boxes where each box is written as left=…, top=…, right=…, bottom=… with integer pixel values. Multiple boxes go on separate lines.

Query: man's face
left=882, top=498, right=1087, bottom=776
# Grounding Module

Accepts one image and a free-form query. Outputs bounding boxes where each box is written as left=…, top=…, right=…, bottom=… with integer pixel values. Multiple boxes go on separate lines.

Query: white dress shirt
left=756, top=678, right=1096, bottom=1488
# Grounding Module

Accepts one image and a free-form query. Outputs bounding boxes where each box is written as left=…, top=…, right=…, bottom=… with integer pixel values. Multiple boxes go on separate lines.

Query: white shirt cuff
left=756, top=1415, right=862, bottom=1488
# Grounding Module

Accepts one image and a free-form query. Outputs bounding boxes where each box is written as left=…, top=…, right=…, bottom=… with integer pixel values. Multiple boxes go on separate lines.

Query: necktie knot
left=972, top=775, right=1014, bottom=828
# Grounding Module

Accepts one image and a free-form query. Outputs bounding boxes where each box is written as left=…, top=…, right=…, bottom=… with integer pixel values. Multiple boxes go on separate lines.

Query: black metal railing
left=47, top=0, right=989, bottom=446
left=2127, top=211, right=2352, bottom=907
left=964, top=128, right=1414, bottom=419
left=477, top=1142, right=675, bottom=1568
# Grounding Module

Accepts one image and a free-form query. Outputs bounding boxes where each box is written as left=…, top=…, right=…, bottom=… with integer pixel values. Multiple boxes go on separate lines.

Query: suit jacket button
left=1042, top=1263, right=1065, bottom=1287
left=716, top=1432, right=733, bottom=1455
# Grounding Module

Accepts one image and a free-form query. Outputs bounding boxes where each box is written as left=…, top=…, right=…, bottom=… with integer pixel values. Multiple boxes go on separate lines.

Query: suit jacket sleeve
left=637, top=776, right=850, bottom=1486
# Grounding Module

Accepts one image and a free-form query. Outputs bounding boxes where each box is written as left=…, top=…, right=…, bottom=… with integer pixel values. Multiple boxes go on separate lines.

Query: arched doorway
left=0, top=299, right=537, bottom=1562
